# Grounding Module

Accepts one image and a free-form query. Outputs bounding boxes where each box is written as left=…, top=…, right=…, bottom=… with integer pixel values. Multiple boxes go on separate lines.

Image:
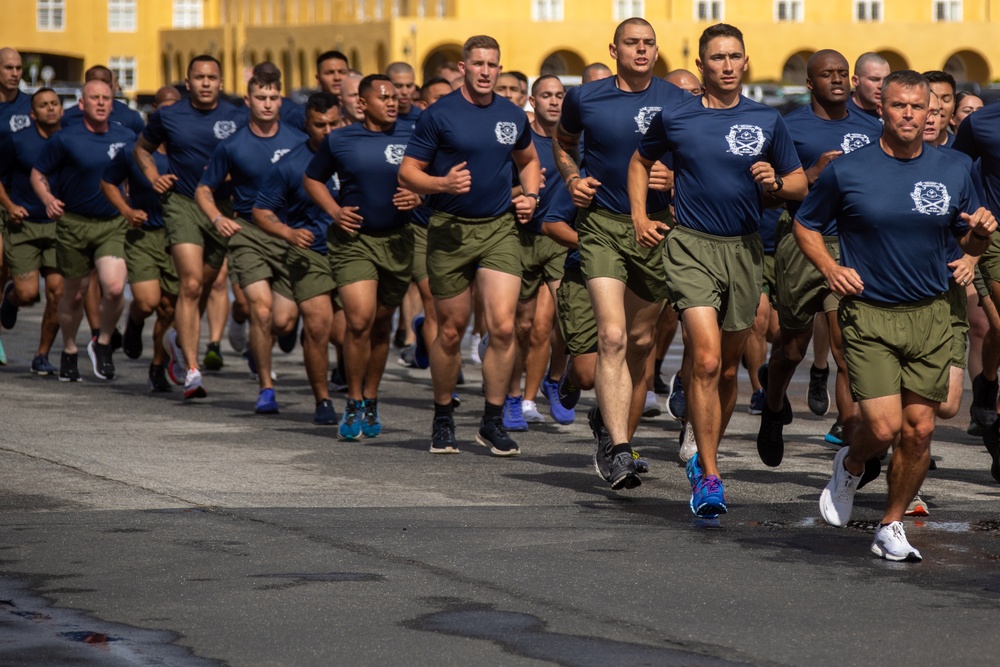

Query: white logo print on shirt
left=213, top=120, right=237, bottom=140
left=271, top=148, right=291, bottom=164
left=384, top=144, right=406, bottom=165
left=107, top=142, right=127, bottom=159
left=495, top=122, right=517, bottom=145
left=9, top=115, right=30, bottom=133
left=726, top=125, right=765, bottom=156
left=634, top=107, right=662, bottom=134
left=910, top=181, right=951, bottom=215
left=841, top=133, right=871, bottom=153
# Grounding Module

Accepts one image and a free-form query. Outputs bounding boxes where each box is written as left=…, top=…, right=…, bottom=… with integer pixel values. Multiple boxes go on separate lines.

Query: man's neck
left=363, top=117, right=393, bottom=133
left=461, top=86, right=493, bottom=107
left=531, top=117, right=556, bottom=138
left=35, top=122, right=60, bottom=139
left=812, top=98, right=848, bottom=121
left=190, top=97, right=220, bottom=112
left=83, top=117, right=109, bottom=133
left=880, top=134, right=922, bottom=160
left=614, top=71, right=653, bottom=94
left=249, top=118, right=279, bottom=137
left=851, top=93, right=874, bottom=112
left=0, top=87, right=19, bottom=104
left=702, top=87, right=741, bottom=109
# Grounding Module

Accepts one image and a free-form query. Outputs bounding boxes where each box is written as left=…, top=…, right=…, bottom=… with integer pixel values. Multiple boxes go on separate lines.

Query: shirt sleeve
left=637, top=112, right=671, bottom=161
left=304, top=137, right=339, bottom=183
left=123, top=108, right=145, bottom=137
left=514, top=113, right=532, bottom=150
left=403, top=107, right=440, bottom=163
left=559, top=86, right=583, bottom=136
left=101, top=149, right=130, bottom=186
left=794, top=162, right=842, bottom=232
left=32, top=133, right=65, bottom=177
left=953, top=115, right=980, bottom=161
left=768, top=115, right=803, bottom=176
left=141, top=108, right=166, bottom=146
left=199, top=141, right=232, bottom=191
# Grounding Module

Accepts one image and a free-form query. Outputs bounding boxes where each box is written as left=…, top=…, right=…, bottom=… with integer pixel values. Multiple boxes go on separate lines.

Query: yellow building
left=1, top=1, right=998, bottom=97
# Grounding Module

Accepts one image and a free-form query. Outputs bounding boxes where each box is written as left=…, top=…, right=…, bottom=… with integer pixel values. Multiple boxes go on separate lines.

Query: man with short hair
left=418, top=77, right=452, bottom=109
left=849, top=52, right=889, bottom=120
left=629, top=23, right=807, bottom=515
left=61, top=65, right=144, bottom=136
left=664, top=69, right=702, bottom=95
left=923, top=71, right=957, bottom=147
left=581, top=63, right=613, bottom=84
left=316, top=51, right=350, bottom=97
left=134, top=55, right=244, bottom=399
left=0, top=88, right=64, bottom=374
left=399, top=35, right=541, bottom=456
left=340, top=73, right=365, bottom=124
left=196, top=71, right=305, bottom=414
left=386, top=62, right=421, bottom=128
left=798, top=70, right=994, bottom=561
left=494, top=72, right=526, bottom=108
left=31, top=79, right=135, bottom=381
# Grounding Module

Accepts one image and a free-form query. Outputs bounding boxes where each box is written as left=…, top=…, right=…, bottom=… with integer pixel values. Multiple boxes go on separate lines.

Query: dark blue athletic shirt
left=0, top=126, right=55, bottom=222
left=846, top=96, right=881, bottom=122
left=142, top=99, right=244, bottom=199
left=954, top=103, right=1000, bottom=217
left=306, top=122, right=413, bottom=233
left=34, top=122, right=134, bottom=219
left=63, top=99, right=145, bottom=136
left=234, top=97, right=306, bottom=132
left=527, top=128, right=577, bottom=233
left=405, top=89, right=530, bottom=218
left=102, top=145, right=169, bottom=230
left=397, top=106, right=421, bottom=133
left=796, top=142, right=977, bottom=304
left=200, top=122, right=306, bottom=219
left=639, top=94, right=801, bottom=237
left=0, top=91, right=32, bottom=141
left=256, top=140, right=335, bottom=254
left=560, top=76, right=686, bottom=216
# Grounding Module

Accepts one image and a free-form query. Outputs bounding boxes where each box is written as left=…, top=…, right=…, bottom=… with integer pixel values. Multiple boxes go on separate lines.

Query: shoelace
left=433, top=418, right=453, bottom=440
left=700, top=476, right=722, bottom=497
left=489, top=416, right=509, bottom=437
left=834, top=469, right=857, bottom=503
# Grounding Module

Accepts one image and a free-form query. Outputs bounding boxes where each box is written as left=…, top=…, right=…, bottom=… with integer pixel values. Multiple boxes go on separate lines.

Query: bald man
left=62, top=65, right=145, bottom=136
left=386, top=62, right=421, bottom=127
left=665, top=69, right=702, bottom=95
left=849, top=52, right=889, bottom=120
left=340, top=73, right=365, bottom=125
left=581, top=62, right=613, bottom=84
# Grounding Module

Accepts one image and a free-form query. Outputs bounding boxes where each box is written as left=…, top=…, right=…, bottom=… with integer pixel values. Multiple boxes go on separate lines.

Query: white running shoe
left=870, top=520, right=923, bottom=562
left=679, top=421, right=698, bottom=462
left=819, top=446, right=862, bottom=527
left=642, top=390, right=662, bottom=418
left=183, top=367, right=207, bottom=399
left=227, top=312, right=248, bottom=354
left=165, top=329, right=186, bottom=385
left=522, top=399, right=546, bottom=423
left=470, top=333, right=483, bottom=365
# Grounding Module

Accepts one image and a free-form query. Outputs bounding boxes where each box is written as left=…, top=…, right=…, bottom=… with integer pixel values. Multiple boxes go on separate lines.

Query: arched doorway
left=539, top=49, right=586, bottom=76
left=781, top=50, right=813, bottom=85
left=944, top=50, right=990, bottom=85
left=876, top=49, right=908, bottom=72
left=422, top=43, right=462, bottom=83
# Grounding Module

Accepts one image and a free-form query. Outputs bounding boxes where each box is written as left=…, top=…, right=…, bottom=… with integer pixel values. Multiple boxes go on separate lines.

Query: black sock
left=434, top=401, right=454, bottom=419
left=484, top=401, right=503, bottom=420
left=654, top=357, right=664, bottom=378
left=610, top=443, right=632, bottom=458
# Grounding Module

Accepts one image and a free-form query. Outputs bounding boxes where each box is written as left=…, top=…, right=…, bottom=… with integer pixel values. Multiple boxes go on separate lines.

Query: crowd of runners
left=2, top=18, right=1000, bottom=563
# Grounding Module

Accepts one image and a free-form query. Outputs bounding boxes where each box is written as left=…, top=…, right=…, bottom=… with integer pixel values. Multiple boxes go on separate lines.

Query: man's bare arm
left=133, top=136, right=177, bottom=194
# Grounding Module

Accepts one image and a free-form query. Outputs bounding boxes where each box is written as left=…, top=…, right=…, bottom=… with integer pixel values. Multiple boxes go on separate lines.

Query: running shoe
left=203, top=342, right=224, bottom=371
left=227, top=312, right=248, bottom=354
left=756, top=403, right=786, bottom=468
left=87, top=338, right=115, bottom=380
left=362, top=398, right=382, bottom=437
left=825, top=419, right=844, bottom=445
left=666, top=373, right=686, bottom=421
left=807, top=364, right=831, bottom=416
left=313, top=398, right=338, bottom=425
left=691, top=475, right=727, bottom=518
left=984, top=419, right=1000, bottom=484
left=679, top=420, right=698, bottom=462
left=122, top=316, right=143, bottom=360
left=392, top=325, right=407, bottom=349
left=255, top=387, right=279, bottom=414
left=609, top=450, right=641, bottom=490
left=183, top=367, right=207, bottom=399
left=0, top=281, right=18, bottom=329
left=477, top=415, right=520, bottom=456
left=653, top=367, right=670, bottom=395
left=246, top=351, right=277, bottom=381
left=970, top=373, right=999, bottom=432
left=556, top=367, right=581, bottom=411
left=339, top=399, right=363, bottom=440
left=0, top=336, right=6, bottom=366
left=165, top=329, right=185, bottom=385
left=477, top=332, right=489, bottom=365
left=522, top=399, right=546, bottom=423
left=430, top=415, right=459, bottom=454
left=632, top=449, right=650, bottom=474
left=904, top=494, right=929, bottom=517
left=30, top=354, right=57, bottom=376
left=642, top=390, right=662, bottom=418
left=470, top=332, right=483, bottom=365
left=870, top=521, right=923, bottom=562
left=748, top=388, right=766, bottom=415
left=148, top=363, right=171, bottom=392
left=59, top=351, right=81, bottom=382
left=398, top=344, right=418, bottom=368
left=451, top=393, right=462, bottom=409
left=330, top=367, right=348, bottom=392
left=541, top=376, right=575, bottom=424
left=109, top=327, right=123, bottom=351
left=503, top=395, right=529, bottom=431
left=685, top=451, right=704, bottom=489
left=588, top=406, right=612, bottom=481
left=819, top=446, right=862, bottom=527
left=278, top=317, right=299, bottom=353
left=411, top=315, right=429, bottom=369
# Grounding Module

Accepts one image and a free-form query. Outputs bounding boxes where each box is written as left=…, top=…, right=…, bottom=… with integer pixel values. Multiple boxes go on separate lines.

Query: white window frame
left=933, top=0, right=962, bottom=22
left=693, top=0, right=724, bottom=22
left=110, top=56, right=137, bottom=92
left=38, top=0, right=65, bottom=31
left=774, top=0, right=804, bottom=22
left=532, top=0, right=563, bottom=21
left=108, top=0, right=136, bottom=32
left=612, top=0, right=644, bottom=21
left=854, top=0, right=883, bottom=22
left=172, top=0, right=204, bottom=28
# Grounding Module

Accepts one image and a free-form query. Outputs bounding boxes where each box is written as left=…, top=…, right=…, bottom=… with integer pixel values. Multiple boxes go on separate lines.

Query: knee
left=251, top=303, right=273, bottom=326
left=178, top=276, right=202, bottom=300
left=489, top=320, right=515, bottom=348
left=866, top=419, right=901, bottom=449
left=14, top=281, right=39, bottom=304
left=435, top=324, right=463, bottom=352
left=597, top=325, right=627, bottom=358
left=692, top=351, right=722, bottom=380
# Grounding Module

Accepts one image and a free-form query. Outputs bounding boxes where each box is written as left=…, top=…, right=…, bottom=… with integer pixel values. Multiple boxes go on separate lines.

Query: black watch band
left=525, top=193, right=541, bottom=204
left=770, top=173, right=784, bottom=192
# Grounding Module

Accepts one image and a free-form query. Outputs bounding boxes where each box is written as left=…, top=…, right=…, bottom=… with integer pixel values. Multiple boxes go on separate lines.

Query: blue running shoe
left=314, top=399, right=338, bottom=425
left=30, top=354, right=57, bottom=376
left=691, top=475, right=727, bottom=518
left=0, top=337, right=6, bottom=365
left=666, top=373, right=685, bottom=421
left=825, top=418, right=844, bottom=445
left=749, top=388, right=766, bottom=415
left=557, top=366, right=581, bottom=410
left=542, top=377, right=575, bottom=424
left=503, top=395, right=528, bottom=431
left=255, top=388, right=279, bottom=414
left=685, top=451, right=704, bottom=489
left=362, top=398, right=382, bottom=437
left=411, top=316, right=430, bottom=369
left=339, top=399, right=363, bottom=440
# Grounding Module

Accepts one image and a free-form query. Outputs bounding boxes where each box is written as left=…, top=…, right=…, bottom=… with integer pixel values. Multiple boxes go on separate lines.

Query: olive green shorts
left=3, top=219, right=58, bottom=275
left=775, top=233, right=841, bottom=332
left=974, top=264, right=990, bottom=299
left=577, top=207, right=671, bottom=303
left=945, top=277, right=969, bottom=369
left=519, top=228, right=567, bottom=301
left=125, top=226, right=178, bottom=295
left=556, top=268, right=597, bottom=357
left=426, top=211, right=520, bottom=300
left=286, top=244, right=336, bottom=304
left=411, top=222, right=428, bottom=283
left=328, top=225, right=413, bottom=308
left=162, top=192, right=230, bottom=270
left=664, top=225, right=764, bottom=332
left=227, top=218, right=293, bottom=300
left=761, top=253, right=776, bottom=298
left=838, top=295, right=951, bottom=402
left=56, top=212, right=127, bottom=281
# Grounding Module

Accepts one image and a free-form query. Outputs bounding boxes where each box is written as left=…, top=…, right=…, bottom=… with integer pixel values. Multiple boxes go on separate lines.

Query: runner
left=847, top=52, right=889, bottom=121
left=61, top=65, right=144, bottom=136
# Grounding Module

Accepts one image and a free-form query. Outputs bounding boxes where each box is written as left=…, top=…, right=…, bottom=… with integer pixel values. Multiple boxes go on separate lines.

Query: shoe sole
left=475, top=433, right=520, bottom=457
left=503, top=423, right=529, bottom=432
left=31, top=367, right=55, bottom=376
left=148, top=381, right=172, bottom=393
left=819, top=487, right=850, bottom=527
left=691, top=501, right=726, bottom=518
left=904, top=506, right=929, bottom=517
left=430, top=444, right=460, bottom=454
left=203, top=356, right=224, bottom=371
left=184, top=387, right=207, bottom=400
left=338, top=432, right=361, bottom=440
left=642, top=407, right=662, bottom=418
left=824, top=433, right=844, bottom=445
left=58, top=376, right=82, bottom=382
left=870, top=542, right=922, bottom=562
left=610, top=471, right=641, bottom=491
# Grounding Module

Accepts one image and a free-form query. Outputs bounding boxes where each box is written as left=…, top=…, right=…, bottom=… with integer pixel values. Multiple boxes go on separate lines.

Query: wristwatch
left=525, top=193, right=541, bottom=204
left=769, top=173, right=784, bottom=193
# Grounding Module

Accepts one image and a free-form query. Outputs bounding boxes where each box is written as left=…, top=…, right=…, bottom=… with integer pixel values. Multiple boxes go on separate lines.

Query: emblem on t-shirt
left=910, top=181, right=951, bottom=215
left=213, top=120, right=238, bottom=140
left=107, top=142, right=127, bottom=159
left=271, top=148, right=291, bottom=164
left=726, top=125, right=765, bottom=156
left=9, top=114, right=30, bottom=133
left=384, top=144, right=406, bottom=165
left=495, top=122, right=518, bottom=145
left=634, top=107, right=662, bottom=135
left=331, top=173, right=341, bottom=191
left=841, top=133, right=871, bottom=153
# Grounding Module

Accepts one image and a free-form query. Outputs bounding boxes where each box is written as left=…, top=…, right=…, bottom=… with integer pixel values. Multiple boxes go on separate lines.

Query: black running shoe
left=0, top=281, right=18, bottom=329
left=87, top=339, right=115, bottom=380
left=609, top=451, right=642, bottom=490
left=971, top=374, right=999, bottom=430
left=857, top=452, right=883, bottom=491
left=476, top=415, right=520, bottom=456
left=430, top=415, right=458, bottom=454
left=59, top=352, right=81, bottom=382
left=148, top=363, right=171, bottom=392
left=756, top=404, right=785, bottom=467
left=588, top=406, right=612, bottom=481
left=123, top=316, right=144, bottom=359
left=808, top=365, right=831, bottom=416
left=110, top=327, right=123, bottom=351
left=653, top=370, right=670, bottom=395
left=984, top=419, right=1000, bottom=484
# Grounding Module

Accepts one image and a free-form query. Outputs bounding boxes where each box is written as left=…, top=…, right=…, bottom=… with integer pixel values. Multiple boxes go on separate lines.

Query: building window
left=775, top=0, right=803, bottom=22
left=533, top=0, right=563, bottom=21
left=108, top=0, right=136, bottom=31
left=38, top=0, right=65, bottom=31
left=934, top=0, right=961, bottom=21
left=374, top=0, right=384, bottom=19
left=173, top=0, right=203, bottom=27
left=435, top=0, right=445, bottom=17
left=694, top=0, right=723, bottom=21
left=613, top=0, right=643, bottom=21
left=855, top=0, right=882, bottom=21
left=110, top=56, right=137, bottom=92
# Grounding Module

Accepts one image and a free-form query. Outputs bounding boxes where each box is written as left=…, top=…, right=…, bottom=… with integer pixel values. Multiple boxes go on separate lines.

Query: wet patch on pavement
left=250, top=571, right=385, bottom=591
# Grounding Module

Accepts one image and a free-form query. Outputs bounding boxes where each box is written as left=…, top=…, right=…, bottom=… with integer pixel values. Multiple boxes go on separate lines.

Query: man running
left=848, top=53, right=889, bottom=121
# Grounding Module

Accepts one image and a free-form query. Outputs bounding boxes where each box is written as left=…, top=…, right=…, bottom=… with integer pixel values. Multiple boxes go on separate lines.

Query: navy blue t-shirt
left=235, top=97, right=306, bottom=133
left=846, top=96, right=881, bottom=122
left=63, top=99, right=145, bottom=136
left=256, top=140, right=336, bottom=254
left=560, top=76, right=686, bottom=216
left=200, top=122, right=306, bottom=219
left=954, top=102, right=1000, bottom=217
left=0, top=91, right=32, bottom=141
left=102, top=145, right=169, bottom=229
left=142, top=99, right=244, bottom=199
left=34, top=123, right=134, bottom=219
left=639, top=94, right=801, bottom=237
left=796, top=143, right=978, bottom=304
left=405, top=89, right=531, bottom=218
left=397, top=106, right=421, bottom=133
left=527, top=128, right=577, bottom=234
left=306, top=122, right=413, bottom=233
left=0, top=126, right=55, bottom=222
